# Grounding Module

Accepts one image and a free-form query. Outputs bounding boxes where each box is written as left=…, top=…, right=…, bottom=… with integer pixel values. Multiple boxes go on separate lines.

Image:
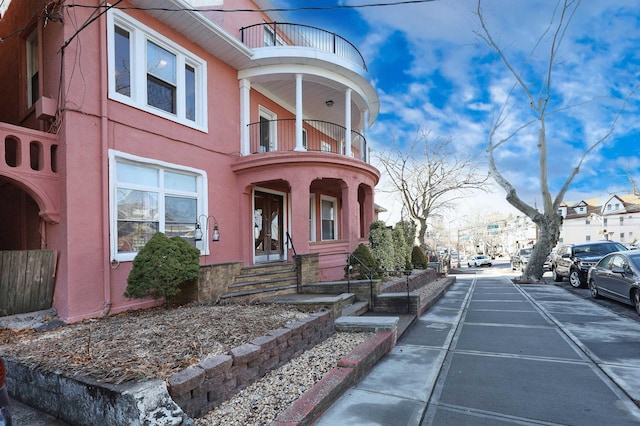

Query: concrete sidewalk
left=315, top=275, right=640, bottom=425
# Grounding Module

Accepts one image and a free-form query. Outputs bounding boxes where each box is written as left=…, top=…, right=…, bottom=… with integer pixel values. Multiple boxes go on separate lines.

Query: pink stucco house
left=0, top=0, right=380, bottom=322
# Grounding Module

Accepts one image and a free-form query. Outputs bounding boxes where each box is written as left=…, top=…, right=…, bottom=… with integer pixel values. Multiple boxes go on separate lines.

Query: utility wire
left=66, top=0, right=437, bottom=13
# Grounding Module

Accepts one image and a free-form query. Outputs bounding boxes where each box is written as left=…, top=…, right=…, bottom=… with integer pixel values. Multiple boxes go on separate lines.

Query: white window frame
left=309, top=193, right=316, bottom=242
left=107, top=9, right=208, bottom=131
left=258, top=105, right=278, bottom=152
left=109, top=150, right=208, bottom=262
left=320, top=195, right=338, bottom=241
left=26, top=30, right=39, bottom=108
left=321, top=140, right=332, bottom=152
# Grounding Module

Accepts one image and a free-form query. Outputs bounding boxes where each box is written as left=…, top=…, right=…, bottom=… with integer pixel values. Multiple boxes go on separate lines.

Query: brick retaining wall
left=167, top=311, right=335, bottom=418
left=380, top=268, right=437, bottom=293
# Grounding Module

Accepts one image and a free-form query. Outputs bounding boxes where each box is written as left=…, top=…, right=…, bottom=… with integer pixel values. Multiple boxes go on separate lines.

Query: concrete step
left=341, top=301, right=369, bottom=317
left=265, top=293, right=356, bottom=319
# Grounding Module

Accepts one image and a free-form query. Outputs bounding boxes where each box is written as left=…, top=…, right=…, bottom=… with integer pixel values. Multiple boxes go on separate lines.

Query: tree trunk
left=521, top=212, right=562, bottom=281
left=418, top=219, right=428, bottom=249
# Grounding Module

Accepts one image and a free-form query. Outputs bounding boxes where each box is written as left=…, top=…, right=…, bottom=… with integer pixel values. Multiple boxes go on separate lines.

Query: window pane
left=114, top=26, right=130, bottom=96
left=117, top=189, right=158, bottom=220
left=165, top=196, right=196, bottom=223
left=117, top=162, right=158, bottom=186
left=117, top=221, right=159, bottom=253
left=185, top=65, right=195, bottom=121
left=321, top=199, right=335, bottom=240
left=147, top=75, right=176, bottom=113
left=147, top=41, right=176, bottom=84
left=165, top=171, right=196, bottom=191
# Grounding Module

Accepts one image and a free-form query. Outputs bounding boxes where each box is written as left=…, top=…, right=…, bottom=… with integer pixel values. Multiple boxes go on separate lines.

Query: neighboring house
left=0, top=0, right=380, bottom=322
left=558, top=195, right=640, bottom=245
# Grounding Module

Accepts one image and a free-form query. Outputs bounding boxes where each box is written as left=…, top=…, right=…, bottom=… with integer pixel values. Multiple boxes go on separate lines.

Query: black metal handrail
left=346, top=253, right=377, bottom=303
left=240, top=22, right=367, bottom=71
left=286, top=231, right=297, bottom=257
left=247, top=118, right=368, bottom=162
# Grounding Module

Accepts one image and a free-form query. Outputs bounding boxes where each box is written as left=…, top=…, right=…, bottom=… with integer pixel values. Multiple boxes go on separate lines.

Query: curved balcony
left=240, top=22, right=367, bottom=71
left=247, top=119, right=368, bottom=163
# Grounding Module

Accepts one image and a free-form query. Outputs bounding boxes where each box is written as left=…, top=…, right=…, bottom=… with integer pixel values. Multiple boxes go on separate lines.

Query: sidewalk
left=315, top=275, right=640, bottom=425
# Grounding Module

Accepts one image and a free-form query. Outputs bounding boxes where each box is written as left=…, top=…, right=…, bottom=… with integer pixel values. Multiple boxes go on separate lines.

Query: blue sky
left=273, top=1, right=640, bottom=220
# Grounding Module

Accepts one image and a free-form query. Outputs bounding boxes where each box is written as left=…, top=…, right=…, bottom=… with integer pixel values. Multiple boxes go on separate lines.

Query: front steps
left=220, top=262, right=298, bottom=302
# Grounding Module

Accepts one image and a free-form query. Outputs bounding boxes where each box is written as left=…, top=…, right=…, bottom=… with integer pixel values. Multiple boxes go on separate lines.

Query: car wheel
left=569, top=269, right=584, bottom=288
left=588, top=279, right=600, bottom=299
left=633, top=290, right=640, bottom=316
left=552, top=268, right=563, bottom=282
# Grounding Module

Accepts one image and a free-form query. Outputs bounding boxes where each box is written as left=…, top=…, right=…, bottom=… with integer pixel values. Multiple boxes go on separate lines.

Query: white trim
left=107, top=9, right=208, bottom=132
left=309, top=193, right=316, bottom=242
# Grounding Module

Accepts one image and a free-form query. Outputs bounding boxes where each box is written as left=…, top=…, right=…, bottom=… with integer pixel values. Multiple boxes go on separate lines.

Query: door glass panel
left=254, top=191, right=284, bottom=261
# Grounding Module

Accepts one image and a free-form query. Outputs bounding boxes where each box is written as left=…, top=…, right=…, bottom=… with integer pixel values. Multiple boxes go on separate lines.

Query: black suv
left=552, top=241, right=627, bottom=288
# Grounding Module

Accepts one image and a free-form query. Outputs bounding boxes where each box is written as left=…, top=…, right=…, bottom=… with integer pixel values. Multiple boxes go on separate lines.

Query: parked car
left=510, top=248, right=532, bottom=271
left=468, top=255, right=492, bottom=267
left=587, top=250, right=640, bottom=315
left=0, top=357, right=11, bottom=426
left=552, top=241, right=627, bottom=288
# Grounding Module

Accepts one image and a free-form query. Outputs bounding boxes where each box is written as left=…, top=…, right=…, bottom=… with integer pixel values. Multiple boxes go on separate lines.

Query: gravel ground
left=196, top=331, right=372, bottom=426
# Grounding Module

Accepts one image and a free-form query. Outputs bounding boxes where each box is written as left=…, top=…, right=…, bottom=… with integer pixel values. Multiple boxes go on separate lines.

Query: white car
left=468, top=255, right=492, bottom=267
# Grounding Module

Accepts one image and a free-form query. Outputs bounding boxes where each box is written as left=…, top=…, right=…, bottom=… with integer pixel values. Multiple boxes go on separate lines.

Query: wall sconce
left=194, top=214, right=220, bottom=242
left=325, top=100, right=334, bottom=108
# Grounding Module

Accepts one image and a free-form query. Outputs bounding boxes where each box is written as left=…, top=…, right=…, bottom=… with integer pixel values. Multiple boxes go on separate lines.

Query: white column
left=295, top=73, right=305, bottom=151
left=363, top=109, right=369, bottom=162
left=239, top=79, right=251, bottom=156
left=344, top=88, right=352, bottom=156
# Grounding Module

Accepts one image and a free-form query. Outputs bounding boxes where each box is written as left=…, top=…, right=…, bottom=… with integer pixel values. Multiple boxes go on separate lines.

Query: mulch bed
left=0, top=302, right=308, bottom=384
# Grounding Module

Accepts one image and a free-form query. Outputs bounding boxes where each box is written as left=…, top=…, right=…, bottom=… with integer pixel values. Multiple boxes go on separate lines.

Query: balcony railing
left=240, top=22, right=367, bottom=71
left=1, top=123, right=59, bottom=178
left=247, top=119, right=368, bottom=163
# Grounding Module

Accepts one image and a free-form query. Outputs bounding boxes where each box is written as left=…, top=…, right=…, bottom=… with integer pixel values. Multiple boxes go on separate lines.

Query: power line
left=66, top=0, right=437, bottom=13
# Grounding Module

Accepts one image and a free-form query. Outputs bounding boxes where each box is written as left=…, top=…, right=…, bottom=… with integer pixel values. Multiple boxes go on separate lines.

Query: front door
left=254, top=191, right=284, bottom=262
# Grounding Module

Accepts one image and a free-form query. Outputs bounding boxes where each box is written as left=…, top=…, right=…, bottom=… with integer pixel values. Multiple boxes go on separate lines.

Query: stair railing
left=286, top=232, right=300, bottom=292
left=346, top=253, right=376, bottom=303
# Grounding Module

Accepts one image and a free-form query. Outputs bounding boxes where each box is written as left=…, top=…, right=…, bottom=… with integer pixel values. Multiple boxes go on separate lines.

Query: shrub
left=345, top=243, right=381, bottom=279
left=124, top=232, right=201, bottom=301
left=369, top=221, right=395, bottom=272
left=411, top=246, right=428, bottom=269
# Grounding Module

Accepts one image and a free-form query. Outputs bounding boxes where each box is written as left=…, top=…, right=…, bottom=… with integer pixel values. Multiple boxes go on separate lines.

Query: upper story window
left=107, top=10, right=207, bottom=131
left=26, top=30, right=39, bottom=108
left=110, top=150, right=208, bottom=262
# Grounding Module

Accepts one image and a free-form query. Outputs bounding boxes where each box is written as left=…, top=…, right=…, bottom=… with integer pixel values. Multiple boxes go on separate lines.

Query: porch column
left=239, top=79, right=251, bottom=156
left=289, top=178, right=310, bottom=254
left=344, top=88, right=352, bottom=156
left=341, top=181, right=356, bottom=243
left=294, top=74, right=305, bottom=151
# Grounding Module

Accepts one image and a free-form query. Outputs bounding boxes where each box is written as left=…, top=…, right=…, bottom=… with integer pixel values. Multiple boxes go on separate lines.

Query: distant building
left=558, top=194, right=640, bottom=245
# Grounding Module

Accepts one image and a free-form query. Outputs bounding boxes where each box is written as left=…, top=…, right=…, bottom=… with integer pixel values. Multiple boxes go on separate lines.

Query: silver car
left=587, top=251, right=640, bottom=315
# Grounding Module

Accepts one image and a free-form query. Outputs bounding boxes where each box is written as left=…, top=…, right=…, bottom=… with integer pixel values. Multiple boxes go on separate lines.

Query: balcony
left=1, top=122, right=60, bottom=223
left=247, top=119, right=368, bottom=162
left=240, top=22, right=367, bottom=71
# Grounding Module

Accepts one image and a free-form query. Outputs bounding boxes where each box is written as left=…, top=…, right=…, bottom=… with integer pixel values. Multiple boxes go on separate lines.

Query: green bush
left=345, top=243, right=381, bottom=279
left=124, top=232, right=201, bottom=301
left=369, top=221, right=395, bottom=271
left=411, top=246, right=428, bottom=269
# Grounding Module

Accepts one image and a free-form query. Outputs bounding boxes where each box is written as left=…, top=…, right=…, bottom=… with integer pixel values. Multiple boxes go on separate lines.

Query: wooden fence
left=0, top=250, right=57, bottom=316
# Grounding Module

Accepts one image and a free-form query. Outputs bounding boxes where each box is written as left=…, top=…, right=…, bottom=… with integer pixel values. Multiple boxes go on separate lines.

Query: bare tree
left=375, top=132, right=489, bottom=249
left=477, top=0, right=634, bottom=281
